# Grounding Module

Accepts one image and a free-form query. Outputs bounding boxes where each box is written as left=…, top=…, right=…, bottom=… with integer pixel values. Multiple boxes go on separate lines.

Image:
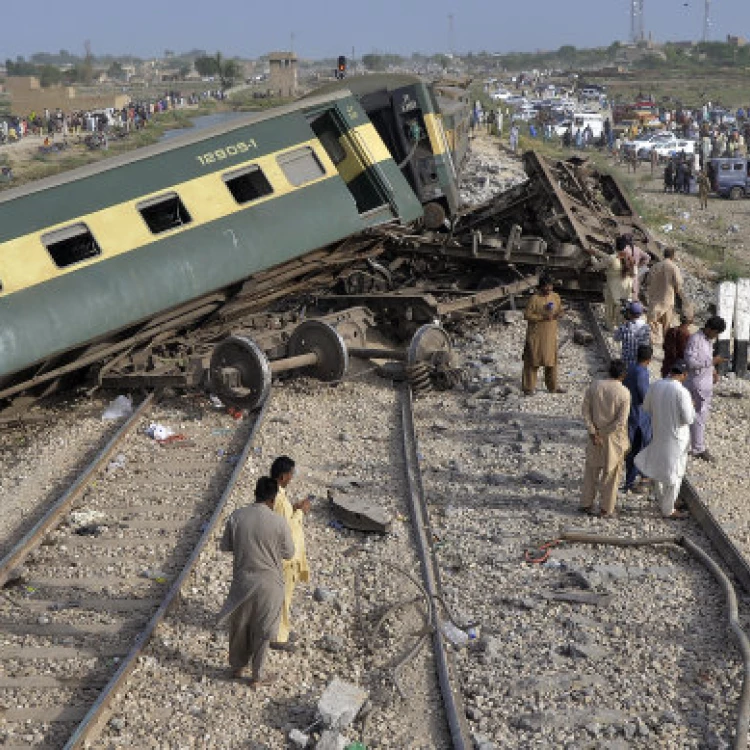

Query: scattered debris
left=317, top=678, right=368, bottom=730
left=101, top=395, right=133, bottom=421
left=329, top=494, right=392, bottom=533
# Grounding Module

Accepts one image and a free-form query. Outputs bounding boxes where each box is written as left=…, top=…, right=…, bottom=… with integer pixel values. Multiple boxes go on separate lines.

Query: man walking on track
left=269, top=456, right=311, bottom=652
left=218, top=477, right=294, bottom=686
left=521, top=274, right=565, bottom=396
left=647, top=248, right=684, bottom=345
left=635, top=362, right=695, bottom=519
left=579, top=359, right=631, bottom=518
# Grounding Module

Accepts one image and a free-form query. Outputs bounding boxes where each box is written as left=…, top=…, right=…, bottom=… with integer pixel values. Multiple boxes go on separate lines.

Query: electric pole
left=703, top=0, right=712, bottom=42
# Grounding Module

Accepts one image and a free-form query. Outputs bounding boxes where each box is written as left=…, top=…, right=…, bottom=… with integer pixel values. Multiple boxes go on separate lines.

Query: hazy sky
left=3, top=0, right=749, bottom=61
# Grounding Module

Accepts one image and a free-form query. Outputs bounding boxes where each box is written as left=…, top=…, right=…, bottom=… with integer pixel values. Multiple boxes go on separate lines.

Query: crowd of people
left=522, top=236, right=726, bottom=522
left=0, top=89, right=227, bottom=144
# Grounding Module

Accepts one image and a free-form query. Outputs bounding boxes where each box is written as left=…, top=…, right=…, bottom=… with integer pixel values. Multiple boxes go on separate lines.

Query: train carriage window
left=277, top=146, right=326, bottom=186
left=223, top=165, right=274, bottom=204
left=137, top=192, right=192, bottom=234
left=42, top=223, right=101, bottom=268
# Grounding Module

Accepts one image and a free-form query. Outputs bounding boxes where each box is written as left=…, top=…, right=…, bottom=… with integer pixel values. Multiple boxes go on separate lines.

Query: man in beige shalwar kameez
left=522, top=275, right=565, bottom=395
left=270, top=456, right=310, bottom=651
left=580, top=359, right=631, bottom=518
left=647, top=248, right=683, bottom=345
left=218, top=476, right=294, bottom=686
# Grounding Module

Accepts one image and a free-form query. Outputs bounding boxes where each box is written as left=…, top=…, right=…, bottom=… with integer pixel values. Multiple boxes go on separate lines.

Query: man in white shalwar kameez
left=635, top=362, right=695, bottom=519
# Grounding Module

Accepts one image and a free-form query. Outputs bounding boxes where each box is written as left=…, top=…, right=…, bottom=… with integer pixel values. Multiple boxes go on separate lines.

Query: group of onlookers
left=521, top=235, right=725, bottom=522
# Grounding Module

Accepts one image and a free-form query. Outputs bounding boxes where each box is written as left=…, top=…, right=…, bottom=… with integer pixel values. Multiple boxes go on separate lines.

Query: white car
left=622, top=131, right=672, bottom=154
left=489, top=89, right=513, bottom=101
left=638, top=137, right=696, bottom=160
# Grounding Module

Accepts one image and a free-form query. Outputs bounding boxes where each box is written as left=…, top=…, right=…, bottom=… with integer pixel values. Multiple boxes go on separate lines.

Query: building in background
left=268, top=52, right=298, bottom=98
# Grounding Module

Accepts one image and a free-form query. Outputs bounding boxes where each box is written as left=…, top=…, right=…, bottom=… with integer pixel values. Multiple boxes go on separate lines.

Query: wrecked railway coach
left=377, top=150, right=654, bottom=297
left=0, top=90, right=425, bottom=409
left=308, top=74, right=471, bottom=230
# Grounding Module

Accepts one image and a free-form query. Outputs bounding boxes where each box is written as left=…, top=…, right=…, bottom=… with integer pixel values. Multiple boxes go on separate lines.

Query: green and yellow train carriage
left=0, top=90, right=423, bottom=404
left=309, top=74, right=463, bottom=229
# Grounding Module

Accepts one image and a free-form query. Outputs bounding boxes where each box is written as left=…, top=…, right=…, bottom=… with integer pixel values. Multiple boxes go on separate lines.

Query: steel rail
left=64, top=397, right=270, bottom=749
left=582, top=301, right=750, bottom=594
left=0, top=392, right=155, bottom=588
left=560, top=531, right=750, bottom=750
left=400, top=387, right=472, bottom=750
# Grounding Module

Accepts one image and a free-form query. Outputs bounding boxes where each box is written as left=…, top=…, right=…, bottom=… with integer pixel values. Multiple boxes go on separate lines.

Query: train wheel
left=423, top=201, right=447, bottom=230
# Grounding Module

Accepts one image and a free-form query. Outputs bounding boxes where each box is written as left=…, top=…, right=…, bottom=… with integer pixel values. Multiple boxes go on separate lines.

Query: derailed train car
left=309, top=74, right=471, bottom=229
left=0, top=90, right=424, bottom=407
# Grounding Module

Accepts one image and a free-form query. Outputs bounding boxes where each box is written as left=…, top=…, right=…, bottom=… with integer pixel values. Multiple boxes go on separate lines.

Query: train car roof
left=0, top=90, right=354, bottom=205
left=305, top=73, right=427, bottom=99
left=435, top=97, right=468, bottom=117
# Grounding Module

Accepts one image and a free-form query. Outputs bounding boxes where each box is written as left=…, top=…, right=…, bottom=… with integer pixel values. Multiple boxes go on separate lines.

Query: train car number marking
left=196, top=140, right=258, bottom=166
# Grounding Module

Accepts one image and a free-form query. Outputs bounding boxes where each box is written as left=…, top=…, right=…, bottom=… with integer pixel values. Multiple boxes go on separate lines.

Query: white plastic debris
left=660, top=223, right=673, bottom=233
left=440, top=619, right=469, bottom=648
left=146, top=423, right=174, bottom=441
left=106, top=453, right=128, bottom=473
left=101, top=395, right=133, bottom=420
left=209, top=394, right=224, bottom=408
left=68, top=509, right=107, bottom=530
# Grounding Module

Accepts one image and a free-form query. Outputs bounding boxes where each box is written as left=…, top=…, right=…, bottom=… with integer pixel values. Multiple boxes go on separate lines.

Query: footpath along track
left=0, top=394, right=268, bottom=749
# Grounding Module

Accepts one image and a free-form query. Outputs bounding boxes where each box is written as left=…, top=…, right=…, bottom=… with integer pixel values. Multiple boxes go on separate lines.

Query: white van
left=572, top=112, right=605, bottom=139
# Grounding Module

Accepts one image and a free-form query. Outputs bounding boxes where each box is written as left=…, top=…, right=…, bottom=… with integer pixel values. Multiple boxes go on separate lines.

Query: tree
left=362, top=54, right=383, bottom=71
left=39, top=65, right=62, bottom=87
left=220, top=58, right=242, bottom=89
left=108, top=61, right=126, bottom=81
left=558, top=45, right=577, bottom=65
left=194, top=55, right=218, bottom=77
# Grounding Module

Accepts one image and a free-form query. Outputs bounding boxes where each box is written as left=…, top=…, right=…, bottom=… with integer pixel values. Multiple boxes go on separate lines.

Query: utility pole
left=448, top=13, right=455, bottom=57
left=638, top=0, right=645, bottom=43
left=703, top=0, right=711, bottom=42
left=631, top=0, right=645, bottom=43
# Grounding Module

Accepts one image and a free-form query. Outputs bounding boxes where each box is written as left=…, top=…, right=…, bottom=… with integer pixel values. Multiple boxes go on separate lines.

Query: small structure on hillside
left=268, top=52, right=298, bottom=98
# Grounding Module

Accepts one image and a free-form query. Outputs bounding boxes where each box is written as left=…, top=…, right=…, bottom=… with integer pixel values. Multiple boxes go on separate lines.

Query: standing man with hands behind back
left=684, top=316, right=727, bottom=462
left=522, top=274, right=565, bottom=396
left=270, top=456, right=311, bottom=652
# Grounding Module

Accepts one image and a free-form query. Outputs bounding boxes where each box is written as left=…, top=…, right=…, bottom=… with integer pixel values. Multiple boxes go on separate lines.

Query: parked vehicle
left=623, top=131, right=673, bottom=155
left=489, top=89, right=513, bottom=101
left=638, top=137, right=696, bottom=161
left=708, top=157, right=750, bottom=199
left=571, top=112, right=605, bottom=139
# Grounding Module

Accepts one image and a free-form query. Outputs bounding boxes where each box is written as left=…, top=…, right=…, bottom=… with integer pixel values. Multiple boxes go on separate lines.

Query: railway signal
left=336, top=55, right=347, bottom=79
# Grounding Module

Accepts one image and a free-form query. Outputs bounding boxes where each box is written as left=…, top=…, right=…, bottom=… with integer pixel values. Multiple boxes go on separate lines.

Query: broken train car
left=0, top=90, right=425, bottom=410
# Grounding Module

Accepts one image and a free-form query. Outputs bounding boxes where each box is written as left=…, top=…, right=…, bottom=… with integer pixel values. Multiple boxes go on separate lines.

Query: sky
left=3, top=0, right=750, bottom=61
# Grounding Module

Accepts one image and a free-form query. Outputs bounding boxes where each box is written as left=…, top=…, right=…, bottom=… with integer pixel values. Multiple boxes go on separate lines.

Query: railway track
left=3, top=297, right=750, bottom=749
left=0, top=395, right=267, bottom=749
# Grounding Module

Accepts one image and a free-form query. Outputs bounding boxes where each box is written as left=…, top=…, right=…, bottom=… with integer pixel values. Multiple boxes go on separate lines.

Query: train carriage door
left=308, top=109, right=393, bottom=218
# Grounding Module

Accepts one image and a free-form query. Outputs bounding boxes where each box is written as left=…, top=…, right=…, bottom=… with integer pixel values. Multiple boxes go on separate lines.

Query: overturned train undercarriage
left=0, top=151, right=652, bottom=420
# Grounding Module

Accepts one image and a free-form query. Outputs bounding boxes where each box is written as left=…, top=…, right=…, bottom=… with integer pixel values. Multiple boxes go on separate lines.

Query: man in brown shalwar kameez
left=522, top=275, right=565, bottom=395
left=217, top=476, right=294, bottom=686
left=647, top=248, right=683, bottom=345
left=580, top=359, right=631, bottom=518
